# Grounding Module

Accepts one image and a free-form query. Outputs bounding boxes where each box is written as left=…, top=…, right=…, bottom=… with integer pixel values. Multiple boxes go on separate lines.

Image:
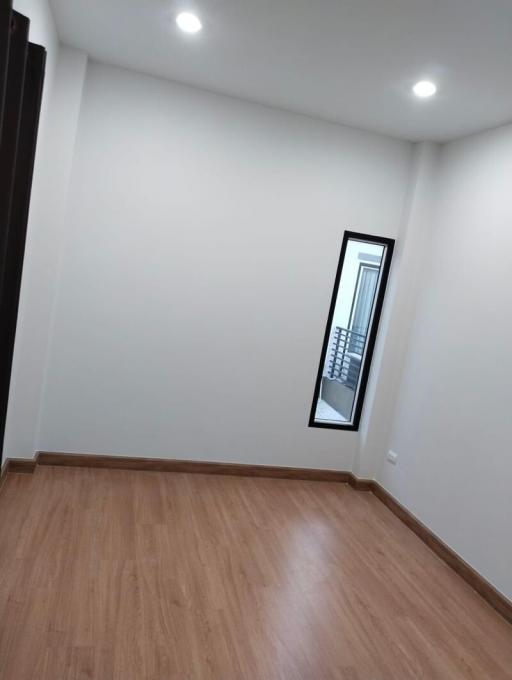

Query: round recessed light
left=413, top=80, right=437, bottom=98
left=176, top=12, right=202, bottom=34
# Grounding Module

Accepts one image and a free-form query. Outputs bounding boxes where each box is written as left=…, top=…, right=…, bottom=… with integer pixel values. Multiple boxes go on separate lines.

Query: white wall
left=378, top=125, right=512, bottom=600
left=356, top=142, right=440, bottom=477
left=36, top=61, right=412, bottom=470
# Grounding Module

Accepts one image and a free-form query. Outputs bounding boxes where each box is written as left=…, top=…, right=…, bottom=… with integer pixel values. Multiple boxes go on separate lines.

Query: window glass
left=310, top=233, right=394, bottom=430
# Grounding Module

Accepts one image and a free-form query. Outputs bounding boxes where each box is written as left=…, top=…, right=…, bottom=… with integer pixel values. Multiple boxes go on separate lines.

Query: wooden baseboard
left=3, top=450, right=511, bottom=626
left=347, top=475, right=374, bottom=491
left=0, top=457, right=36, bottom=494
left=1, top=457, right=36, bottom=477
left=36, top=451, right=353, bottom=483
left=0, top=459, right=8, bottom=491
left=8, top=458, right=37, bottom=473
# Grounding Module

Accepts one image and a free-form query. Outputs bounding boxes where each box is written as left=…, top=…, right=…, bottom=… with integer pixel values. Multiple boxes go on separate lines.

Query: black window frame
left=308, top=230, right=395, bottom=431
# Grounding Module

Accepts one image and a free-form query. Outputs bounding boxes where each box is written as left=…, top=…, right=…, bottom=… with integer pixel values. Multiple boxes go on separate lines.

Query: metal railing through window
left=327, top=327, right=366, bottom=390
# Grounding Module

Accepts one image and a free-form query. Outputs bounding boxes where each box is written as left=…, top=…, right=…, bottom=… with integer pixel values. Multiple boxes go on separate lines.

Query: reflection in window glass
left=310, top=233, right=394, bottom=430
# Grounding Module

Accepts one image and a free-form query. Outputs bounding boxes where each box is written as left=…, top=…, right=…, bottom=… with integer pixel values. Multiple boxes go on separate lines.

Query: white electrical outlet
left=386, top=450, right=398, bottom=465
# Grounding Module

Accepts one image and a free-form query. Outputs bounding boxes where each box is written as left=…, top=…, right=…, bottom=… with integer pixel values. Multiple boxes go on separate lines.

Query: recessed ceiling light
left=176, top=12, right=202, bottom=34
left=413, top=81, right=437, bottom=98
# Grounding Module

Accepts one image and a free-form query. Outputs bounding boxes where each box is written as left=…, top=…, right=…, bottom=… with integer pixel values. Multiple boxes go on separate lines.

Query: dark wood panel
left=0, top=41, right=45, bottom=463
left=0, top=12, right=46, bottom=466
left=0, top=1, right=12, bottom=142
left=0, top=11, right=28, bottom=285
left=0, top=12, right=29, bottom=464
left=0, top=11, right=28, bottom=467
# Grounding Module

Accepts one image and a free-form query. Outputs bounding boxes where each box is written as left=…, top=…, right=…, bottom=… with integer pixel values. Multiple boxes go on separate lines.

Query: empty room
left=0, top=0, right=511, bottom=678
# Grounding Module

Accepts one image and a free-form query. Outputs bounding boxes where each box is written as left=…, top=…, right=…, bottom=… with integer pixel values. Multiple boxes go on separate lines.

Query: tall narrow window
left=309, top=231, right=394, bottom=431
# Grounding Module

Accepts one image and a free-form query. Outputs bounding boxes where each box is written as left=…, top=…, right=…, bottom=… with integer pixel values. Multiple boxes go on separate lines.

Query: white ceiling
left=50, top=0, right=512, bottom=142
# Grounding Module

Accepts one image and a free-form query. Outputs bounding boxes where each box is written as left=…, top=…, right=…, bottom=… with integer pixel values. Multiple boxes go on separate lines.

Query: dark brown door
left=0, top=1, right=12, bottom=141
left=0, top=4, right=46, bottom=466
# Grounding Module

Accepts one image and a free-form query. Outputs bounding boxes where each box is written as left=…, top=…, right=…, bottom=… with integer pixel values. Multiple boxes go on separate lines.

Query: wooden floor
left=0, top=467, right=511, bottom=679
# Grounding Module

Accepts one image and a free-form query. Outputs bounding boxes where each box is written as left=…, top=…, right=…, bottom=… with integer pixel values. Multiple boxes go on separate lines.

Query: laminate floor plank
left=0, top=466, right=510, bottom=679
